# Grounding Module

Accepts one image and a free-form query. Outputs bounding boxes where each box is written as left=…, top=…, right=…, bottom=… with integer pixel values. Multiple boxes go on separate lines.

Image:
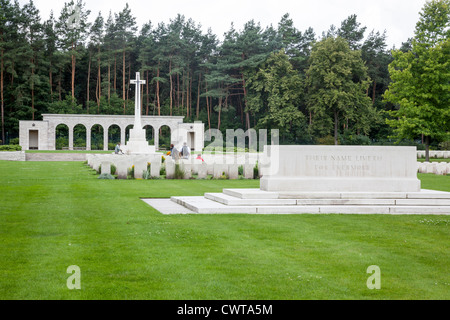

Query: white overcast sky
left=19, top=0, right=428, bottom=49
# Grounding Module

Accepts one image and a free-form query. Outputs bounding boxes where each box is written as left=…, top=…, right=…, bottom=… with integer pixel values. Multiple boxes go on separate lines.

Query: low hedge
left=0, top=145, right=22, bottom=151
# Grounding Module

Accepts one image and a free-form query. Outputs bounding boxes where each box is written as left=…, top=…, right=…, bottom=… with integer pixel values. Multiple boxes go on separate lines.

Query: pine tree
left=55, top=0, right=90, bottom=102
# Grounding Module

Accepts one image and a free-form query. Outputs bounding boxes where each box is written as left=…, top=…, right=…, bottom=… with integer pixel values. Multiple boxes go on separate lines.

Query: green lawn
left=418, top=158, right=450, bottom=163
left=0, top=161, right=448, bottom=300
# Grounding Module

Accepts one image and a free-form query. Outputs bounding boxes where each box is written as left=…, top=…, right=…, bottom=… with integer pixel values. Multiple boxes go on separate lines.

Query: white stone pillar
left=68, top=125, right=74, bottom=151
left=120, top=126, right=126, bottom=145
left=86, top=126, right=92, bottom=151
left=154, top=127, right=160, bottom=151
left=103, top=126, right=109, bottom=151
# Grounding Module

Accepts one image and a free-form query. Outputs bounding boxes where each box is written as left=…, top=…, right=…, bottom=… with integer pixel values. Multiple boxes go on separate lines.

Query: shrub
left=127, top=166, right=135, bottom=179
left=174, top=163, right=185, bottom=179
left=0, top=145, right=22, bottom=151
left=98, top=173, right=115, bottom=179
left=253, top=161, right=259, bottom=179
left=9, top=138, right=19, bottom=145
left=317, top=135, right=337, bottom=145
left=439, top=141, right=450, bottom=150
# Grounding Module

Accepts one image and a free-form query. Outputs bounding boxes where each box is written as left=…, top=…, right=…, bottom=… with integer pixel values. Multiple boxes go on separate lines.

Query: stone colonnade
left=19, top=114, right=204, bottom=151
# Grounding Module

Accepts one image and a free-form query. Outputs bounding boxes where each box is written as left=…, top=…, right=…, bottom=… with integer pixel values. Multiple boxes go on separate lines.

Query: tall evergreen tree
left=55, top=0, right=91, bottom=102
left=114, top=3, right=137, bottom=113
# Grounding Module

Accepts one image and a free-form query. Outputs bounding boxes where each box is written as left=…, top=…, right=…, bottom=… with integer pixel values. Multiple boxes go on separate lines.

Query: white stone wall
left=0, top=151, right=26, bottom=161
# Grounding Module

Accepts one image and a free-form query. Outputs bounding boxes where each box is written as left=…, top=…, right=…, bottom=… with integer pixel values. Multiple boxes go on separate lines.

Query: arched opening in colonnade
left=108, top=125, right=121, bottom=150
left=55, top=124, right=69, bottom=150
left=158, top=125, right=171, bottom=151
left=91, top=124, right=104, bottom=150
left=73, top=124, right=87, bottom=149
left=144, top=125, right=154, bottom=146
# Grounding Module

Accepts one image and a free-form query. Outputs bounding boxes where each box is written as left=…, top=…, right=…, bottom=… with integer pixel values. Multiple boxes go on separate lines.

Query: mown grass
left=0, top=161, right=448, bottom=300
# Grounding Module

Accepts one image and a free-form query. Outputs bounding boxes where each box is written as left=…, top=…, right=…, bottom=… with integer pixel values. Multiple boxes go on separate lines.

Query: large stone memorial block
left=260, top=146, right=421, bottom=192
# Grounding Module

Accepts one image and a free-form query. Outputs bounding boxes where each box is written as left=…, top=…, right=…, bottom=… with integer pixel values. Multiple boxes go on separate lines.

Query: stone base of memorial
left=143, top=145, right=450, bottom=215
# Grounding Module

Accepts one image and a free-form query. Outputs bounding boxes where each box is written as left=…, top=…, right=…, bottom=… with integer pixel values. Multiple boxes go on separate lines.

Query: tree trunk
left=181, top=71, right=185, bottom=115
left=425, top=135, right=430, bottom=162
left=372, top=80, right=377, bottom=105
left=87, top=51, right=91, bottom=113
left=217, top=95, right=222, bottom=130
left=49, top=62, right=53, bottom=102
left=114, top=54, right=117, bottom=92
left=95, top=75, right=99, bottom=114
left=156, top=63, right=160, bottom=115
left=196, top=73, right=201, bottom=119
left=126, top=59, right=131, bottom=105
left=97, top=47, right=101, bottom=109
left=334, top=109, right=339, bottom=145
left=108, top=61, right=111, bottom=103
left=31, top=62, right=35, bottom=120
left=1, top=40, right=4, bottom=144
left=242, top=73, right=250, bottom=130
left=177, top=72, right=180, bottom=112
left=146, top=70, right=149, bottom=116
left=71, top=42, right=76, bottom=100
left=169, top=59, right=173, bottom=116
left=58, top=69, right=62, bottom=101
left=122, top=48, right=126, bottom=113
left=205, top=81, right=211, bottom=132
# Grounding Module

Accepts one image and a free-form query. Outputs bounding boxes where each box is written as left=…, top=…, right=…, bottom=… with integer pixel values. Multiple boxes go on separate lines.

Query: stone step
left=166, top=196, right=450, bottom=215
left=204, top=193, right=296, bottom=206
left=222, top=189, right=450, bottom=200
left=206, top=192, right=450, bottom=207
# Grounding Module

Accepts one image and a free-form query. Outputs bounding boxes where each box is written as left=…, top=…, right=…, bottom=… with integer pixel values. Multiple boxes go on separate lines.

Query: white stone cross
left=130, top=72, right=146, bottom=129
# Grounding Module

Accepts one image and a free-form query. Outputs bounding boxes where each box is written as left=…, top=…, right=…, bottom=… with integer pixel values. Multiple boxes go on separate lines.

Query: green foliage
left=174, top=163, right=185, bottom=179
left=98, top=173, right=115, bottom=179
left=384, top=0, right=450, bottom=159
left=306, top=36, right=372, bottom=144
left=0, top=0, right=430, bottom=147
left=0, top=145, right=22, bottom=151
left=246, top=50, right=307, bottom=143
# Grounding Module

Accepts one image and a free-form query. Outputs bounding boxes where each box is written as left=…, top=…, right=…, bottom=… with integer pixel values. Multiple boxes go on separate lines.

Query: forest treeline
left=0, top=0, right=419, bottom=145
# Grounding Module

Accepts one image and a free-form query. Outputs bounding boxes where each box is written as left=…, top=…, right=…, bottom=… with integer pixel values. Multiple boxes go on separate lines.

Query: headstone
left=197, top=162, right=208, bottom=179
left=150, top=160, right=161, bottom=178
left=213, top=164, right=228, bottom=179
left=436, top=163, right=448, bottom=175
left=116, top=159, right=130, bottom=179
left=244, top=163, right=254, bottom=179
left=207, top=163, right=214, bottom=175
left=228, top=164, right=239, bottom=180
left=101, top=161, right=111, bottom=175
left=165, top=159, right=175, bottom=179
left=133, top=156, right=148, bottom=179
left=182, top=163, right=192, bottom=179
